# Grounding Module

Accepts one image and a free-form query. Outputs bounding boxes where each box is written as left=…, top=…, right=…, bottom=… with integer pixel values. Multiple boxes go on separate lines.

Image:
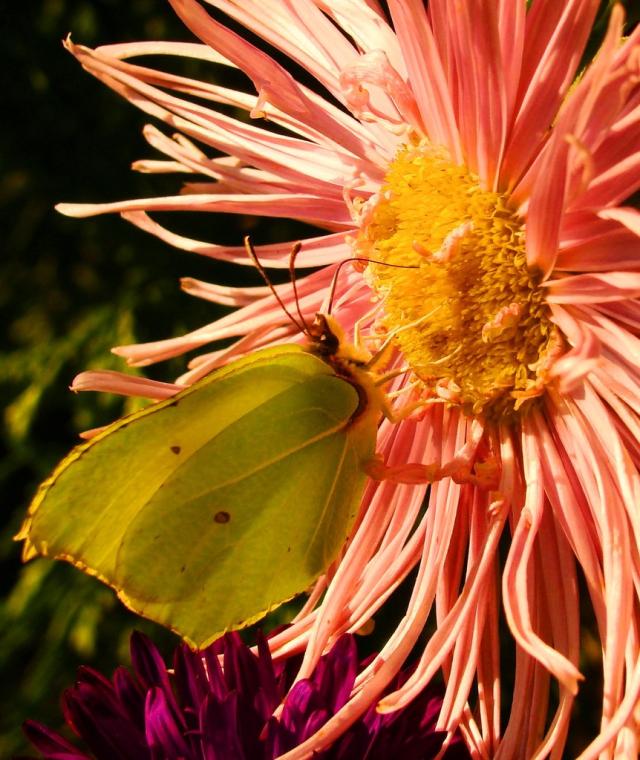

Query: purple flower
left=24, top=632, right=470, bottom=759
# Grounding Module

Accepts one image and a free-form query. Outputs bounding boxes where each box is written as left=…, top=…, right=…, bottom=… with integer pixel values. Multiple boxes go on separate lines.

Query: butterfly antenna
left=244, top=236, right=308, bottom=335
left=288, top=242, right=309, bottom=333
left=325, top=257, right=418, bottom=315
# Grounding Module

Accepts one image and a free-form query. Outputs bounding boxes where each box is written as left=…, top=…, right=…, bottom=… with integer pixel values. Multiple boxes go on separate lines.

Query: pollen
left=358, top=142, right=560, bottom=420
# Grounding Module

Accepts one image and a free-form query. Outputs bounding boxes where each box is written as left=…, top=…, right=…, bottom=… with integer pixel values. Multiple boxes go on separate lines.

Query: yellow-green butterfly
left=17, top=243, right=400, bottom=648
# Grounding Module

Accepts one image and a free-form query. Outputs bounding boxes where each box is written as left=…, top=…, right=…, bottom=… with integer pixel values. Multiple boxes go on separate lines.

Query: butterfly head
left=308, top=314, right=371, bottom=368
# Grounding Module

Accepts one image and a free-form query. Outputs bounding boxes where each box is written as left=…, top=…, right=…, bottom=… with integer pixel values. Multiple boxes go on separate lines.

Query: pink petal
left=523, top=130, right=570, bottom=275
left=501, top=0, right=600, bottom=190
left=167, top=0, right=387, bottom=163
left=502, top=423, right=582, bottom=693
left=598, top=206, right=640, bottom=235
left=545, top=271, right=640, bottom=304
left=317, top=0, right=406, bottom=76
left=71, top=370, right=182, bottom=400
left=386, top=0, right=462, bottom=159
left=200, top=0, right=361, bottom=102
left=120, top=212, right=351, bottom=268
left=179, top=278, right=272, bottom=307
left=56, top=192, right=353, bottom=227
left=434, top=0, right=508, bottom=187
left=556, top=217, right=640, bottom=272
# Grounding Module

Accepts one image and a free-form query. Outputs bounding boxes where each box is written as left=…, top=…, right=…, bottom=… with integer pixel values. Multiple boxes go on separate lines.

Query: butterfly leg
left=383, top=396, right=427, bottom=424
left=364, top=453, right=500, bottom=489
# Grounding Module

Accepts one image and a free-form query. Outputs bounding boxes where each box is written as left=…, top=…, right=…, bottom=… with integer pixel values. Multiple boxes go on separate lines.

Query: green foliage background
left=1, top=1, right=639, bottom=757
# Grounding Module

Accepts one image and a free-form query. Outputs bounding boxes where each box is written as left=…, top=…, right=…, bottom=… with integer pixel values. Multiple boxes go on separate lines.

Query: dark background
left=1, top=1, right=638, bottom=757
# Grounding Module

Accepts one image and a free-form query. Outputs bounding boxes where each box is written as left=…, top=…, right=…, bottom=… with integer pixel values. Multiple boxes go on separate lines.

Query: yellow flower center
left=358, top=142, right=560, bottom=420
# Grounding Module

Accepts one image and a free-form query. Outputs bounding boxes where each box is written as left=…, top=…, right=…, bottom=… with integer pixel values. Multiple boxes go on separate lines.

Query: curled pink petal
left=71, top=370, right=182, bottom=400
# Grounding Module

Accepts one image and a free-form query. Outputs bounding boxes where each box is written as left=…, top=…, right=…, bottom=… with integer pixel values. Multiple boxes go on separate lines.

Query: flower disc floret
left=360, top=143, right=560, bottom=419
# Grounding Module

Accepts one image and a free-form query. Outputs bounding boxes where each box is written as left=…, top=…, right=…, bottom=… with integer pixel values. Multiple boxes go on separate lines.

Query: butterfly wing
left=18, top=345, right=376, bottom=646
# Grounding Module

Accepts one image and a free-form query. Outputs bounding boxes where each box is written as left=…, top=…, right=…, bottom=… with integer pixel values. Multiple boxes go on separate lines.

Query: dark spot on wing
left=180, top=565, right=186, bottom=573
left=170, top=445, right=181, bottom=455
left=214, top=511, right=231, bottom=524
left=168, top=400, right=180, bottom=408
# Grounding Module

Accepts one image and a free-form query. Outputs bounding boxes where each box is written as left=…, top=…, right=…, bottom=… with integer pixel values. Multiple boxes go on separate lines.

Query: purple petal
left=298, top=708, right=331, bottom=746
left=130, top=632, right=185, bottom=732
left=145, top=686, right=192, bottom=760
left=320, top=635, right=358, bottom=712
left=198, top=692, right=250, bottom=760
left=74, top=666, right=114, bottom=693
left=200, top=644, right=227, bottom=702
left=261, top=715, right=291, bottom=758
left=280, top=679, right=314, bottom=734
left=112, top=667, right=146, bottom=730
left=129, top=632, right=170, bottom=692
left=62, top=682, right=149, bottom=760
left=326, top=721, right=373, bottom=759
left=22, top=720, right=90, bottom=760
left=253, top=631, right=281, bottom=718
left=221, top=632, right=262, bottom=696
left=173, top=645, right=210, bottom=724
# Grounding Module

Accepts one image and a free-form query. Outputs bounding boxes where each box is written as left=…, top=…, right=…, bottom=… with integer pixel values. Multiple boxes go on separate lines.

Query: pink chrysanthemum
left=58, top=1, right=640, bottom=757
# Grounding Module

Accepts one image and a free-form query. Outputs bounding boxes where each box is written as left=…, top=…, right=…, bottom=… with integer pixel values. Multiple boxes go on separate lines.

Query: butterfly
left=17, top=241, right=419, bottom=648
